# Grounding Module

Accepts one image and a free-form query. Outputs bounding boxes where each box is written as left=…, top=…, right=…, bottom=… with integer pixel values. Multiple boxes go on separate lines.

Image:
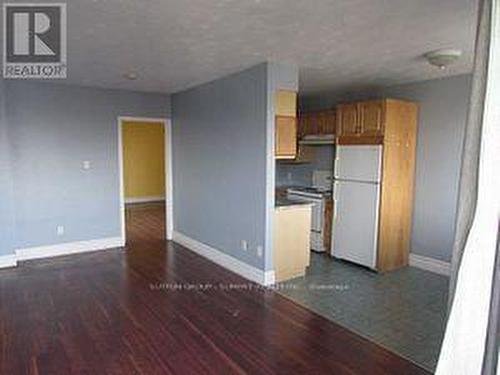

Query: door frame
left=118, top=116, right=173, bottom=244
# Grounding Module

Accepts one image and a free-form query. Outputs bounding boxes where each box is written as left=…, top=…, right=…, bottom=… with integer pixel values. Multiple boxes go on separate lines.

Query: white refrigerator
left=331, top=145, right=383, bottom=269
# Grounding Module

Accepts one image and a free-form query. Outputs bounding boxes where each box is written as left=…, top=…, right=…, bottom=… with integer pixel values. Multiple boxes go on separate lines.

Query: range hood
left=299, top=134, right=336, bottom=145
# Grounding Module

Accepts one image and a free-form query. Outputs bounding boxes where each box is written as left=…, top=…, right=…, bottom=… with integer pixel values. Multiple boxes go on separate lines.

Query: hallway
left=125, top=202, right=166, bottom=243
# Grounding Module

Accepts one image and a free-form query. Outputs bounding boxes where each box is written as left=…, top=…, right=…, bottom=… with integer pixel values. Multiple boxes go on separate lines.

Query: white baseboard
left=0, top=254, right=17, bottom=269
left=125, top=196, right=165, bottom=204
left=409, top=253, right=451, bottom=276
left=15, top=237, right=124, bottom=262
left=173, top=231, right=275, bottom=286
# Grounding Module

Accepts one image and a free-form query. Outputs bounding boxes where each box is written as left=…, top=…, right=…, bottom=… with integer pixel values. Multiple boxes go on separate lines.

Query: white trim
left=118, top=119, right=126, bottom=244
left=0, top=254, right=17, bottom=269
left=125, top=196, right=165, bottom=204
left=118, top=116, right=173, bottom=243
left=409, top=253, right=451, bottom=276
left=165, top=119, right=174, bottom=241
left=173, top=231, right=275, bottom=286
left=15, top=237, right=124, bottom=261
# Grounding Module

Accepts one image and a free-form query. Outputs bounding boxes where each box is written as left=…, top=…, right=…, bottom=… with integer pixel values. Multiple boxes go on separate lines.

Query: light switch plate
left=241, top=240, right=248, bottom=251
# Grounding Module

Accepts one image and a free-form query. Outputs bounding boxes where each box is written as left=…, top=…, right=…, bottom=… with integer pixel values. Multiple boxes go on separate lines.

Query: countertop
left=275, top=196, right=313, bottom=208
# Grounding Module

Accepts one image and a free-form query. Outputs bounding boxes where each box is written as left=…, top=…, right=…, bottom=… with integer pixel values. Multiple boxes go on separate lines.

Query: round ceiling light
left=424, top=49, right=462, bottom=69
left=123, top=72, right=138, bottom=80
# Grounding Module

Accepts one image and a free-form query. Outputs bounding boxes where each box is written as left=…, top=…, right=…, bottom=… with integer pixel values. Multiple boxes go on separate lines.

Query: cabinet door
left=275, top=116, right=297, bottom=159
left=275, top=91, right=297, bottom=117
left=336, top=104, right=359, bottom=136
left=317, top=112, right=329, bottom=134
left=323, top=110, right=336, bottom=134
left=359, top=100, right=384, bottom=136
left=297, top=114, right=309, bottom=138
left=305, top=113, right=319, bottom=135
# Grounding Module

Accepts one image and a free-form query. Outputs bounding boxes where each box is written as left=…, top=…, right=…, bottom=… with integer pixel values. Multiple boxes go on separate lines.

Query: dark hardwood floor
left=0, top=204, right=430, bottom=375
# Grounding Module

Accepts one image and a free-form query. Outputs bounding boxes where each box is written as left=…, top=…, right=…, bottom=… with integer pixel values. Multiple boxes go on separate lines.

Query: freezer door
left=334, top=145, right=382, bottom=183
left=331, top=180, right=379, bottom=268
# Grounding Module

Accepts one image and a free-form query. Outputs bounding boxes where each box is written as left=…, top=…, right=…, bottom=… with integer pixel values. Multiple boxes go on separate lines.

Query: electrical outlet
left=56, top=225, right=64, bottom=236
left=287, top=172, right=292, bottom=181
left=241, top=240, right=248, bottom=251
left=82, top=160, right=91, bottom=170
left=256, top=245, right=263, bottom=258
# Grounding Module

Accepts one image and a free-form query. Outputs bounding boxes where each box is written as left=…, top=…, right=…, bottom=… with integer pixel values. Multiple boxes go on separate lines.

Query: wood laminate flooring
left=0, top=204, right=430, bottom=374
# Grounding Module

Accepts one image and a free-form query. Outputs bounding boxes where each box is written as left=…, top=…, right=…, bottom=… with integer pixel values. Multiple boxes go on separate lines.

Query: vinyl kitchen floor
left=277, top=253, right=449, bottom=372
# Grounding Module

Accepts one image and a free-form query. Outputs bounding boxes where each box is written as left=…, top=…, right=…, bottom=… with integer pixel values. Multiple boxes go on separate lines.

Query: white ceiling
left=60, top=0, right=477, bottom=95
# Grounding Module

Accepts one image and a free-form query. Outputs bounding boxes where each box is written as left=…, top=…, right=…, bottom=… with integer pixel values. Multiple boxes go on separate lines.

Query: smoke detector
left=424, top=49, right=462, bottom=69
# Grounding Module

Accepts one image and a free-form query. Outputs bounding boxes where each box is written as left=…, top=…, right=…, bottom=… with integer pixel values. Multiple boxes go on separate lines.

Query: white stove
left=286, top=186, right=331, bottom=199
left=286, top=171, right=332, bottom=252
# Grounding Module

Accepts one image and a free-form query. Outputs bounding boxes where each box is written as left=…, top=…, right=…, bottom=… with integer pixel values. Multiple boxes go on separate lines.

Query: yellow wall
left=122, top=121, right=165, bottom=199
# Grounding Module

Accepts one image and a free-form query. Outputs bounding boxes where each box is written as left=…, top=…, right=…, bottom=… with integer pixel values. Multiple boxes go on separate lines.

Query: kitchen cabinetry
left=278, top=144, right=315, bottom=164
left=298, top=110, right=336, bottom=136
left=323, top=198, right=333, bottom=252
left=336, top=100, right=385, bottom=142
left=359, top=100, right=384, bottom=136
left=336, top=104, right=358, bottom=137
left=275, top=90, right=297, bottom=117
left=275, top=90, right=298, bottom=159
left=332, top=99, right=418, bottom=272
left=274, top=204, right=312, bottom=282
left=275, top=116, right=297, bottom=159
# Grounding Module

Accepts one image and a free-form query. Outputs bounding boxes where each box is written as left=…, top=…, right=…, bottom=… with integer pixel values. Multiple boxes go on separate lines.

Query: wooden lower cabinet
left=323, top=198, right=333, bottom=252
left=274, top=205, right=312, bottom=282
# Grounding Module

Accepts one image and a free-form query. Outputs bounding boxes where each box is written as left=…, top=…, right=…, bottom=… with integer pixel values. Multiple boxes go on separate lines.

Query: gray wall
left=172, top=62, right=298, bottom=271
left=266, top=62, right=300, bottom=270
left=0, top=82, right=15, bottom=256
left=1, top=81, right=170, bottom=254
left=172, top=64, right=269, bottom=269
left=300, top=74, right=472, bottom=262
left=276, top=146, right=334, bottom=187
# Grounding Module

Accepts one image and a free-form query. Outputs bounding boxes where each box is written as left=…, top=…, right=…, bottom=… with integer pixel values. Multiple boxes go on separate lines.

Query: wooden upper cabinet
left=336, top=103, right=359, bottom=136
left=321, top=110, right=336, bottom=134
left=359, top=100, right=385, bottom=136
left=336, top=100, right=386, bottom=143
left=275, top=90, right=298, bottom=159
left=297, top=114, right=309, bottom=138
left=275, top=116, right=297, bottom=159
left=306, top=113, right=319, bottom=135
left=275, top=90, right=297, bottom=117
left=298, top=110, right=336, bottom=136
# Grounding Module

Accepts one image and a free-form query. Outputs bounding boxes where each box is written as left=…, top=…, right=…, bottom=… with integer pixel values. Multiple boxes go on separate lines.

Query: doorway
left=118, top=117, right=173, bottom=244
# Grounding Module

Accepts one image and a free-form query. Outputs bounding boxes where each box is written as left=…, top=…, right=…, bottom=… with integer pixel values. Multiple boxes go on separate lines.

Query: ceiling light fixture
left=123, top=72, right=138, bottom=80
left=424, top=49, right=462, bottom=70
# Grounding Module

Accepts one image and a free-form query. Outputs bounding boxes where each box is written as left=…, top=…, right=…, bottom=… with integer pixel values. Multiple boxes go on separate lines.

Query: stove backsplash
left=276, top=146, right=334, bottom=187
